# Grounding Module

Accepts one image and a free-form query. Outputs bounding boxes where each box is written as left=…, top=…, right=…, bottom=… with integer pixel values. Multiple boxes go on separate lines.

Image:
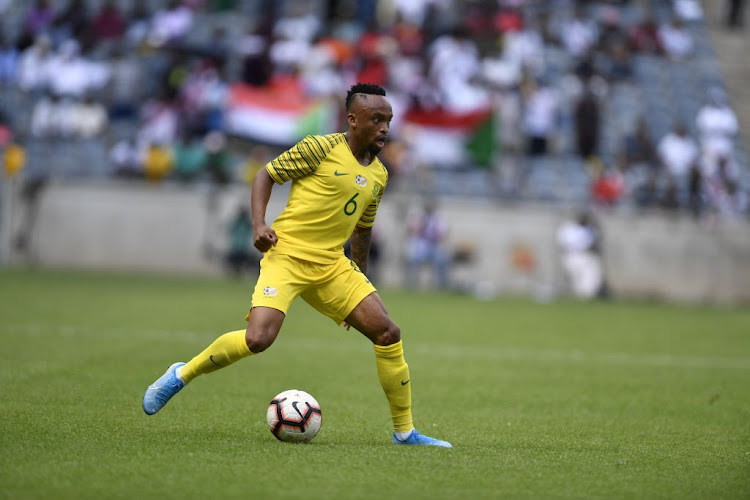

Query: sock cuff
left=235, top=330, right=252, bottom=355
left=373, top=340, right=403, bottom=359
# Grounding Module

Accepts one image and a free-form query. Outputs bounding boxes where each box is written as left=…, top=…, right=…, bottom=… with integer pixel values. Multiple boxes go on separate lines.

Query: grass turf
left=0, top=269, right=748, bottom=499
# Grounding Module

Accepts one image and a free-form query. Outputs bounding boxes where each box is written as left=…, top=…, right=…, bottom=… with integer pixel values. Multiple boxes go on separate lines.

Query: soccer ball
left=266, top=389, right=322, bottom=443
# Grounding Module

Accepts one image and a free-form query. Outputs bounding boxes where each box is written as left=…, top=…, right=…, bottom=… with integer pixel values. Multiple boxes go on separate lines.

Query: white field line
left=3, top=323, right=750, bottom=370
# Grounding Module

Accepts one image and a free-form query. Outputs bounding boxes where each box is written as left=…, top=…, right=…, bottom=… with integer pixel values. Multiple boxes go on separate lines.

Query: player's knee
left=375, top=322, right=401, bottom=346
left=245, top=327, right=277, bottom=353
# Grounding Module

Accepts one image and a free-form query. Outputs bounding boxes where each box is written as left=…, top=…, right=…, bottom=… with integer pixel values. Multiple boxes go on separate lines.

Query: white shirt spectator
left=557, top=220, right=594, bottom=253
left=274, top=11, right=320, bottom=42
left=429, top=34, right=488, bottom=112
left=561, top=16, right=598, bottom=58
left=269, top=38, right=312, bottom=71
left=393, top=0, right=449, bottom=26
left=149, top=3, right=193, bottom=45
left=69, top=99, right=108, bottom=138
left=429, top=34, right=480, bottom=85
left=557, top=218, right=602, bottom=299
left=673, top=0, right=703, bottom=22
left=46, top=41, right=110, bottom=98
left=696, top=103, right=738, bottom=159
left=137, top=101, right=178, bottom=150
left=659, top=21, right=693, bottom=60
left=657, top=130, right=698, bottom=178
left=110, top=138, right=141, bottom=175
left=523, top=85, right=558, bottom=138
left=17, top=37, right=53, bottom=92
left=503, top=29, right=544, bottom=75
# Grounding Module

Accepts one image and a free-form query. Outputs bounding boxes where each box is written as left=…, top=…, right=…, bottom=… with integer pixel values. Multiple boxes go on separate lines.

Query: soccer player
left=142, top=83, right=452, bottom=448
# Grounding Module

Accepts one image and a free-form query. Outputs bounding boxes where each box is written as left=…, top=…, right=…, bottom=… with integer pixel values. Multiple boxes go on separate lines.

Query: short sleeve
left=356, top=169, right=388, bottom=228
left=266, top=134, right=343, bottom=184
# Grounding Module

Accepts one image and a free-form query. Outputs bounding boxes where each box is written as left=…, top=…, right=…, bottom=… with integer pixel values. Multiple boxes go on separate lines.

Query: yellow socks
left=178, top=330, right=253, bottom=383
left=373, top=340, right=414, bottom=433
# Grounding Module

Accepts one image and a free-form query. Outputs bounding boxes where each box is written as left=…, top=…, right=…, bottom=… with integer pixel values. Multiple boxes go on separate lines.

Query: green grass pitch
left=1, top=269, right=748, bottom=499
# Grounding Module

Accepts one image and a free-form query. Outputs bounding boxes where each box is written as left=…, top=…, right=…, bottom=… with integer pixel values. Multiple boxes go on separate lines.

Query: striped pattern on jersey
left=358, top=164, right=388, bottom=228
left=267, top=133, right=346, bottom=183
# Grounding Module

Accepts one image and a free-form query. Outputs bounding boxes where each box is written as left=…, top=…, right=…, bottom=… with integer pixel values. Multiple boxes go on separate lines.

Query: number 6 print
left=344, top=193, right=359, bottom=215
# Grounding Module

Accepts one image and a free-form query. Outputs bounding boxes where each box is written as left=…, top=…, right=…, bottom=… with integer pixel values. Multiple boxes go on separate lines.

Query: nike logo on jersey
left=401, top=379, right=410, bottom=386
left=334, top=171, right=349, bottom=176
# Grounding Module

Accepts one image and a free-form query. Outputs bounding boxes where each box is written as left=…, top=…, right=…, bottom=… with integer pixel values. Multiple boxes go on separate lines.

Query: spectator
left=51, top=0, right=89, bottom=46
left=142, top=142, right=173, bottom=182
left=628, top=13, right=663, bottom=54
left=275, top=0, right=321, bottom=42
left=106, top=47, right=143, bottom=121
left=92, top=1, right=127, bottom=42
left=0, top=35, right=18, bottom=86
left=695, top=88, right=738, bottom=176
left=224, top=205, right=257, bottom=277
left=47, top=40, right=109, bottom=99
left=30, top=93, right=65, bottom=138
left=561, top=8, right=599, bottom=58
left=69, top=95, right=108, bottom=139
left=687, top=164, right=704, bottom=218
left=428, top=28, right=486, bottom=113
left=149, top=0, right=194, bottom=46
left=522, top=77, right=559, bottom=156
left=657, top=123, right=699, bottom=182
left=658, top=18, right=693, bottom=60
left=674, top=0, right=704, bottom=23
left=239, top=25, right=272, bottom=87
left=125, top=0, right=152, bottom=46
left=173, top=133, right=206, bottom=182
left=3, top=139, right=26, bottom=178
left=624, top=118, right=658, bottom=171
left=203, top=131, right=231, bottom=185
left=574, top=84, right=600, bottom=161
left=605, top=41, right=633, bottom=83
left=557, top=211, right=604, bottom=300
left=726, top=0, right=746, bottom=29
left=17, top=35, right=53, bottom=94
left=591, top=164, right=625, bottom=208
left=110, top=137, right=141, bottom=178
left=137, top=97, right=179, bottom=151
left=405, top=201, right=451, bottom=289
left=25, top=0, right=55, bottom=38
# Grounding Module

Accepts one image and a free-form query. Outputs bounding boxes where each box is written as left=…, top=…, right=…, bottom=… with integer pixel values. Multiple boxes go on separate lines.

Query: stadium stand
left=0, top=0, right=747, bottom=218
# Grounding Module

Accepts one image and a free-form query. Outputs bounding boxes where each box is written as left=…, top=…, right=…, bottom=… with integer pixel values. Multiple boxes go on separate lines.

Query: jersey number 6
left=344, top=193, right=359, bottom=216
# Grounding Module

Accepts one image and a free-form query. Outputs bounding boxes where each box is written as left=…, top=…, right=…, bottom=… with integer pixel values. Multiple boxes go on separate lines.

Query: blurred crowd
left=0, top=0, right=747, bottom=221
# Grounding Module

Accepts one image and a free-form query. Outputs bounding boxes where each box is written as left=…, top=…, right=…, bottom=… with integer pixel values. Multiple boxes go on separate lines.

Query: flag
left=225, top=84, right=336, bottom=145
left=401, top=108, right=496, bottom=168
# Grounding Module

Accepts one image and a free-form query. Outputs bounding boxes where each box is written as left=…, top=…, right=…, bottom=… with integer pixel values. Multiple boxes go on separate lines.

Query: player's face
left=349, top=95, right=393, bottom=156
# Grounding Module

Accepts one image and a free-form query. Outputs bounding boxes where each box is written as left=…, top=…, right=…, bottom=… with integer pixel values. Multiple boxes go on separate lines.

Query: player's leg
left=345, top=294, right=451, bottom=448
left=178, top=306, right=284, bottom=383
left=142, top=311, right=284, bottom=416
left=143, top=253, right=296, bottom=415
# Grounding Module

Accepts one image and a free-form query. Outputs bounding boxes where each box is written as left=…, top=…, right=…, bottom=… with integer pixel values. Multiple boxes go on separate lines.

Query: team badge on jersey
left=355, top=175, right=367, bottom=187
left=263, top=286, right=278, bottom=297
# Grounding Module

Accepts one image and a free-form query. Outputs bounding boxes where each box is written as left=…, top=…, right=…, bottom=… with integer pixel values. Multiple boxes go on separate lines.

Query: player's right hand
left=253, top=224, right=278, bottom=252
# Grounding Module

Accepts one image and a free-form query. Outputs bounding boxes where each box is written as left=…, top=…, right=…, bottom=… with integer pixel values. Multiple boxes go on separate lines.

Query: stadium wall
left=2, top=182, right=749, bottom=305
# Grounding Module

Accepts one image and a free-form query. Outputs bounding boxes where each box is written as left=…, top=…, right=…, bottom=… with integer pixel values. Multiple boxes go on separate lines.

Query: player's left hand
left=343, top=322, right=351, bottom=331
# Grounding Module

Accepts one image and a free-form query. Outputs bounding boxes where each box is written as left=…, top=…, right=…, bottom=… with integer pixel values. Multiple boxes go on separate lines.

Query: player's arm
left=251, top=168, right=278, bottom=252
left=349, top=225, right=372, bottom=275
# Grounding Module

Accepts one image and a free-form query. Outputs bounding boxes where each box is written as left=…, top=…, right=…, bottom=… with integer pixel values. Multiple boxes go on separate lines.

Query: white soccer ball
left=266, top=389, right=322, bottom=443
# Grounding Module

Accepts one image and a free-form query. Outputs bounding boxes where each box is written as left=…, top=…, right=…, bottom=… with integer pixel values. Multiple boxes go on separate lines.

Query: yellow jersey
left=265, top=133, right=388, bottom=263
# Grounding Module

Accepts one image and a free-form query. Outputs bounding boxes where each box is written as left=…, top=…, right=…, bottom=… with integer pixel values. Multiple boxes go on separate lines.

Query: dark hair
left=345, top=83, right=386, bottom=110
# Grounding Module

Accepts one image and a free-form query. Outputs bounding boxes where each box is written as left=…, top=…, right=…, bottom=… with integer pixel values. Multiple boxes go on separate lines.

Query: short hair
left=345, top=83, right=386, bottom=111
